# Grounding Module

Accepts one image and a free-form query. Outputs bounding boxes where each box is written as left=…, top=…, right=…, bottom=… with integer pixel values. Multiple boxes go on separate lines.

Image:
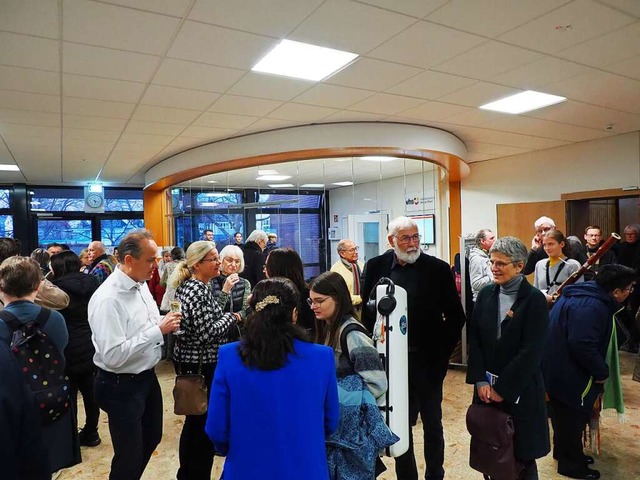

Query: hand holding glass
left=170, top=300, right=184, bottom=336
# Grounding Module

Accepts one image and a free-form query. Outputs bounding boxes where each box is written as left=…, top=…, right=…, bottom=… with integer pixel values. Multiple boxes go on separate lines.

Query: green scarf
left=602, top=308, right=625, bottom=421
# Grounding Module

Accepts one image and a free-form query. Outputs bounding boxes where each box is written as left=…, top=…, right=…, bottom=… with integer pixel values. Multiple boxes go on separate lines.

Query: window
left=37, top=219, right=92, bottom=253
left=0, top=188, right=13, bottom=237
left=101, top=219, right=145, bottom=247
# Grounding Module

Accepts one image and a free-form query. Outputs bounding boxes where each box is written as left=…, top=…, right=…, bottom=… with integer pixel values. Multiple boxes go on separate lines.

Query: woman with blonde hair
left=168, top=241, right=240, bottom=480
left=533, top=229, right=583, bottom=304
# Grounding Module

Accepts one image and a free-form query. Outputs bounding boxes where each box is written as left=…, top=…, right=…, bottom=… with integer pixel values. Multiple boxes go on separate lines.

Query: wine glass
left=170, top=300, right=184, bottom=336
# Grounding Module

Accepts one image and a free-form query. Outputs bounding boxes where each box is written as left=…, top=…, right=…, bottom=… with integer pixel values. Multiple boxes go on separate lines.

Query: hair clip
left=255, top=295, right=280, bottom=312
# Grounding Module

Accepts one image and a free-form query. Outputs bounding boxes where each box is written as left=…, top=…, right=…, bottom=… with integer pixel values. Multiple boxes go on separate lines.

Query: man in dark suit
left=361, top=216, right=465, bottom=480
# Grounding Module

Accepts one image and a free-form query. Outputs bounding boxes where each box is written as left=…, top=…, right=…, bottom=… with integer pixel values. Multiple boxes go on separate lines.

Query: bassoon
left=554, top=232, right=621, bottom=298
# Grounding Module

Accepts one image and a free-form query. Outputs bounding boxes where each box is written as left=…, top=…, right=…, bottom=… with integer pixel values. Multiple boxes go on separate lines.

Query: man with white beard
left=361, top=216, right=465, bottom=480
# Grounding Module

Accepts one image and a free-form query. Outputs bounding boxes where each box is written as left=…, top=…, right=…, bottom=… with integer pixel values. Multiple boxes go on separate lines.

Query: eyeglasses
left=223, top=258, right=241, bottom=264
left=395, top=234, right=421, bottom=244
left=200, top=256, right=220, bottom=263
left=536, top=226, right=553, bottom=234
left=307, top=296, right=330, bottom=307
left=489, top=260, right=516, bottom=269
left=342, top=247, right=359, bottom=252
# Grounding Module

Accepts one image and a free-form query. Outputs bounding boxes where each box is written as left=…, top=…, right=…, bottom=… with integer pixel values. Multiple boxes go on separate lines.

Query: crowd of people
left=0, top=217, right=638, bottom=480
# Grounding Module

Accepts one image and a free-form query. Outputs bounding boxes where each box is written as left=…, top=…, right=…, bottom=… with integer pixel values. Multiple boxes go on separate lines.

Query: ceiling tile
left=440, top=108, right=511, bottom=127
left=484, top=115, right=604, bottom=142
left=0, top=0, right=59, bottom=38
left=0, top=124, right=59, bottom=138
left=118, top=132, right=176, bottom=146
left=63, top=0, right=181, bottom=55
left=0, top=91, right=60, bottom=113
left=455, top=125, right=571, bottom=149
left=0, top=32, right=59, bottom=71
left=125, top=120, right=185, bottom=136
left=141, top=85, right=220, bottom=110
left=193, top=112, right=259, bottom=129
left=605, top=55, right=640, bottom=80
left=63, top=114, right=126, bottom=132
left=132, top=105, right=202, bottom=124
left=488, top=56, right=592, bottom=90
left=548, top=70, right=640, bottom=113
left=227, top=72, right=314, bottom=101
left=293, top=84, right=375, bottom=109
left=168, top=21, right=277, bottom=70
left=63, top=97, right=136, bottom=119
left=348, top=93, right=424, bottom=115
left=369, top=21, right=486, bottom=69
left=180, top=125, right=239, bottom=140
left=465, top=142, right=531, bottom=157
left=555, top=21, right=640, bottom=67
left=356, top=0, right=449, bottom=18
left=400, top=101, right=470, bottom=121
left=63, top=74, right=145, bottom=103
left=153, top=59, right=245, bottom=93
left=64, top=128, right=120, bottom=142
left=435, top=41, right=543, bottom=80
left=239, top=118, right=297, bottom=134
left=189, top=0, right=323, bottom=37
left=326, top=58, right=422, bottom=91
left=498, top=0, right=636, bottom=54
left=0, top=109, right=59, bottom=127
left=266, top=103, right=338, bottom=122
left=98, top=0, right=192, bottom=17
left=321, top=111, right=387, bottom=122
left=63, top=43, right=160, bottom=83
left=289, top=0, right=415, bottom=54
left=426, top=0, right=570, bottom=38
left=597, top=0, right=640, bottom=17
left=209, top=95, right=282, bottom=116
left=0, top=66, right=59, bottom=95
left=437, top=82, right=522, bottom=107
left=524, top=100, right=640, bottom=133
left=387, top=70, right=477, bottom=100
left=466, top=152, right=499, bottom=162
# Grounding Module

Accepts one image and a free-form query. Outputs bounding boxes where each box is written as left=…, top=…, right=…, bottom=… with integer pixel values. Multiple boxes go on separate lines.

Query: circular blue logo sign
left=399, top=315, right=407, bottom=335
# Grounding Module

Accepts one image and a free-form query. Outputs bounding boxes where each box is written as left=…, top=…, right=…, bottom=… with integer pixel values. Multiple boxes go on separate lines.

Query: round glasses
left=307, top=296, right=330, bottom=307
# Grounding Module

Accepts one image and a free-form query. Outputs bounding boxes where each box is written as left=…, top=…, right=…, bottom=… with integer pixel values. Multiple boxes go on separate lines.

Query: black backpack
left=0, top=307, right=70, bottom=425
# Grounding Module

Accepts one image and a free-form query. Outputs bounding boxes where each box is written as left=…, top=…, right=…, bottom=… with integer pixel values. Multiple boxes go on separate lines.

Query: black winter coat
left=52, top=272, right=100, bottom=375
left=239, top=241, right=266, bottom=289
left=466, top=277, right=550, bottom=462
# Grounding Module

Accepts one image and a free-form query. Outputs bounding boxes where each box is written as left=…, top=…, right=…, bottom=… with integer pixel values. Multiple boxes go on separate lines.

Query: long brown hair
left=308, top=271, right=355, bottom=349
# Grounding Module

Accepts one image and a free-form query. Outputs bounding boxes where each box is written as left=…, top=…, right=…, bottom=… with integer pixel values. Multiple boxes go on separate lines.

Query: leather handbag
left=466, top=403, right=522, bottom=480
left=173, top=346, right=208, bottom=416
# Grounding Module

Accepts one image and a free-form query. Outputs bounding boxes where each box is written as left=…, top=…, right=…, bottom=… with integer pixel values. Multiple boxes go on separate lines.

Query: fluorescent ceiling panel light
left=301, top=184, right=325, bottom=188
left=0, top=164, right=20, bottom=171
left=332, top=181, right=353, bottom=186
left=252, top=39, right=358, bottom=81
left=256, top=175, right=291, bottom=181
left=479, top=90, right=566, bottom=114
left=360, top=156, right=397, bottom=162
left=258, top=169, right=279, bottom=175
left=268, top=184, right=294, bottom=188
left=206, top=180, right=218, bottom=184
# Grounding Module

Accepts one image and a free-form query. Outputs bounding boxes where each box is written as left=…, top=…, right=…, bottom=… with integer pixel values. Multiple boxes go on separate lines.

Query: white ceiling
left=0, top=0, right=638, bottom=187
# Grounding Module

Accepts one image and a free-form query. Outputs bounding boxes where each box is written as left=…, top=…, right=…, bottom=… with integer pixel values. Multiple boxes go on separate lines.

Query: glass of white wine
left=170, top=300, right=184, bottom=336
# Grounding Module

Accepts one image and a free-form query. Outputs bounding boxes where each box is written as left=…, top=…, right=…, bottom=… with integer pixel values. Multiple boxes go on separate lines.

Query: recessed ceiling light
left=332, top=181, right=353, bottom=187
left=301, top=184, right=325, bottom=188
left=206, top=180, right=218, bottom=184
left=268, top=184, right=294, bottom=188
left=360, top=156, right=397, bottom=162
left=257, top=175, right=291, bottom=181
left=258, top=169, right=279, bottom=175
left=479, top=90, right=566, bottom=114
left=251, top=39, right=358, bottom=81
left=0, top=164, right=20, bottom=171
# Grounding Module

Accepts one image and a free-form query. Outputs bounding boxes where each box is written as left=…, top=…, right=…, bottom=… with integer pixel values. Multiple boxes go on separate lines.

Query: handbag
left=466, top=403, right=523, bottom=480
left=173, top=345, right=208, bottom=416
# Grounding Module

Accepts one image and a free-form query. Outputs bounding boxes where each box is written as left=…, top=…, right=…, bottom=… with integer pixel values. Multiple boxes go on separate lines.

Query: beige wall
left=461, top=132, right=640, bottom=236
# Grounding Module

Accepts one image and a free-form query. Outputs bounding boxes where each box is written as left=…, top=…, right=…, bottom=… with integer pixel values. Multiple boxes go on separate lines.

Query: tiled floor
left=62, top=353, right=640, bottom=479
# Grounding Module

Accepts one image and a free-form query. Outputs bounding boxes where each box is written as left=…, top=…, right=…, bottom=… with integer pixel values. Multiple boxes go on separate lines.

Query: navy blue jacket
left=542, top=281, right=619, bottom=408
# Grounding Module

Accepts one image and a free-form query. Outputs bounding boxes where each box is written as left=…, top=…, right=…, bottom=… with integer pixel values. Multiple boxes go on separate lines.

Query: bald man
left=88, top=241, right=117, bottom=285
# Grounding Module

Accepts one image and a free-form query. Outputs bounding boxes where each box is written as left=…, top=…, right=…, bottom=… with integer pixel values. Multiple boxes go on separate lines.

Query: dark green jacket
left=466, top=277, right=550, bottom=462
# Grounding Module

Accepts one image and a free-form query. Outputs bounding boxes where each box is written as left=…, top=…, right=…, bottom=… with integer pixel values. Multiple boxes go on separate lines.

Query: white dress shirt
left=88, top=265, right=164, bottom=374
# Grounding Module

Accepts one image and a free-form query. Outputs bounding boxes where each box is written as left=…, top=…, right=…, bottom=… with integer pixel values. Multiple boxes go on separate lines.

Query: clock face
left=86, top=192, right=104, bottom=208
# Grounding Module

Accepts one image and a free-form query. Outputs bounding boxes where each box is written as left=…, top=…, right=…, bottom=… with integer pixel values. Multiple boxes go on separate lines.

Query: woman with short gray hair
left=466, top=236, right=550, bottom=479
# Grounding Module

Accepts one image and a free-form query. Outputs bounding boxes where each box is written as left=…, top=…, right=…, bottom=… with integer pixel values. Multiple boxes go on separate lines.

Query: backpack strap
left=0, top=307, right=51, bottom=331
left=34, top=307, right=52, bottom=329
left=339, top=321, right=369, bottom=366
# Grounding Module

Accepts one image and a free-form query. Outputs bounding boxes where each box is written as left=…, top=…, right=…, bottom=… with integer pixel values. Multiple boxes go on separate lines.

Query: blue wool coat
left=206, top=339, right=339, bottom=480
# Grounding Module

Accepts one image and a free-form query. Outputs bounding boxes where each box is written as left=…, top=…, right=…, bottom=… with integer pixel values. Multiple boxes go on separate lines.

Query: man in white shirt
left=89, top=230, right=181, bottom=480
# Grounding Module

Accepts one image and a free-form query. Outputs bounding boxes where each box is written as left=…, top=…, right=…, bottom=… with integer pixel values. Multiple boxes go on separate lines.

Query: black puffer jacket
left=52, top=272, right=100, bottom=375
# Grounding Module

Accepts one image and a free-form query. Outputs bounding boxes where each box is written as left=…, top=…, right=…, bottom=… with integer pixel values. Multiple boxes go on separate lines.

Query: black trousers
left=395, top=355, right=446, bottom=480
left=549, top=385, right=601, bottom=475
left=68, top=368, right=100, bottom=434
left=95, top=368, right=163, bottom=480
left=174, top=362, right=217, bottom=480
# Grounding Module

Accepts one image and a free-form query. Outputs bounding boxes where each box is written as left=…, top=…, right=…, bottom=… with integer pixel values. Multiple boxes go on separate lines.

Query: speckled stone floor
left=61, top=353, right=640, bottom=479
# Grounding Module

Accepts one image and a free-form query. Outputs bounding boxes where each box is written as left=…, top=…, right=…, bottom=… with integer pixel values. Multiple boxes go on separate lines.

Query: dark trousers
left=68, top=368, right=100, bottom=434
left=95, top=368, right=163, bottom=480
left=174, top=361, right=217, bottom=480
left=549, top=386, right=601, bottom=476
left=395, top=355, right=446, bottom=480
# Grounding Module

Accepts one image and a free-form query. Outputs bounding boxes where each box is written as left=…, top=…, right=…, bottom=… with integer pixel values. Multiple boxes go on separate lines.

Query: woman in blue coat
left=205, top=277, right=339, bottom=480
